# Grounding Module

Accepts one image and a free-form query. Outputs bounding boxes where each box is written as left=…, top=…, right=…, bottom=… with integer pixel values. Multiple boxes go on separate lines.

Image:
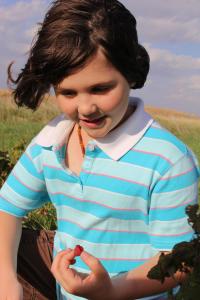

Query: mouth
left=81, top=116, right=105, bottom=123
left=80, top=116, right=106, bottom=128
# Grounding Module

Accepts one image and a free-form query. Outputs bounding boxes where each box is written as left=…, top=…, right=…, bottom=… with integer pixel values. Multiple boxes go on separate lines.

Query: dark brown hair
left=8, top=0, right=150, bottom=110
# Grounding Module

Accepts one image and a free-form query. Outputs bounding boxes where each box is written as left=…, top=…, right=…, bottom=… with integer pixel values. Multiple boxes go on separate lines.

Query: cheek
left=101, top=85, right=130, bottom=112
left=102, top=92, right=129, bottom=114
left=56, top=97, right=77, bottom=115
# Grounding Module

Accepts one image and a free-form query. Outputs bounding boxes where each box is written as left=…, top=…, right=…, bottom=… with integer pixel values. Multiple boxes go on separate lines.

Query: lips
left=80, top=116, right=105, bottom=123
left=80, top=116, right=106, bottom=128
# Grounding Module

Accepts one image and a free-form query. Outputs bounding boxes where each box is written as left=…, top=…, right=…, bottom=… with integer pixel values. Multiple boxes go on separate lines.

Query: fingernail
left=69, top=259, right=76, bottom=265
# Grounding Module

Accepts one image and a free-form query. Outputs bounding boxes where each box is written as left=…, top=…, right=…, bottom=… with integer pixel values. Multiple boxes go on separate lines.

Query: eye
left=61, top=90, right=76, bottom=98
left=91, top=86, right=112, bottom=94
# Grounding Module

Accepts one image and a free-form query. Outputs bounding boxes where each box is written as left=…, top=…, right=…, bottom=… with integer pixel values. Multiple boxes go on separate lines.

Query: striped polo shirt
left=0, top=97, right=199, bottom=300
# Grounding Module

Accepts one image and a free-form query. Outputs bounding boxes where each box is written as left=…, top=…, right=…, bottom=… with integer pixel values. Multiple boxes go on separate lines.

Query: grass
left=0, top=90, right=59, bottom=153
left=0, top=89, right=200, bottom=229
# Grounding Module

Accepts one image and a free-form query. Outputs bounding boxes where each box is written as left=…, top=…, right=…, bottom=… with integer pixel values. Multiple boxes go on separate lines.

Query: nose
left=77, top=95, right=98, bottom=116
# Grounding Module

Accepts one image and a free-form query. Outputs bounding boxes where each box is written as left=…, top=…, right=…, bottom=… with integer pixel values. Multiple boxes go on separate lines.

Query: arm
left=0, top=211, right=23, bottom=298
left=0, top=142, right=48, bottom=299
left=51, top=248, right=185, bottom=300
left=110, top=252, right=184, bottom=300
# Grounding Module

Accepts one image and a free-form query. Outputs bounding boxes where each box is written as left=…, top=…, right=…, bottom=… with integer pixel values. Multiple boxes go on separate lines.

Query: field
left=0, top=90, right=59, bottom=152
left=0, top=89, right=200, bottom=229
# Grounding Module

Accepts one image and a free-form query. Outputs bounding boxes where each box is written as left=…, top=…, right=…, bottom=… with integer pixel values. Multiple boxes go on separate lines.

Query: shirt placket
left=79, top=141, right=96, bottom=188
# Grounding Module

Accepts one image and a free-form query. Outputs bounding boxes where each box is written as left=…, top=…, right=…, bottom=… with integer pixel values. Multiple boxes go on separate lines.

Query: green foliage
left=0, top=150, right=14, bottom=186
left=22, top=203, right=57, bottom=230
left=148, top=204, right=200, bottom=299
left=0, top=122, right=44, bottom=154
left=0, top=141, right=57, bottom=230
left=0, top=141, right=26, bottom=185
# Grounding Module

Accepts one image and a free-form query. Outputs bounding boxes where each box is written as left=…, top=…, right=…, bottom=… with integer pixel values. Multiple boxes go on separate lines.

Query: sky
left=0, top=0, right=200, bottom=116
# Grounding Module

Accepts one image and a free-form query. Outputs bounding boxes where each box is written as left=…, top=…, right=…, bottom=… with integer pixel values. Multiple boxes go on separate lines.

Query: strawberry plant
left=0, top=150, right=14, bottom=186
left=148, top=204, right=200, bottom=299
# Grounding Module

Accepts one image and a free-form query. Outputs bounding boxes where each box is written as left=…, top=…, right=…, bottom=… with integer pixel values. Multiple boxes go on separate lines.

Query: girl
left=0, top=0, right=199, bottom=299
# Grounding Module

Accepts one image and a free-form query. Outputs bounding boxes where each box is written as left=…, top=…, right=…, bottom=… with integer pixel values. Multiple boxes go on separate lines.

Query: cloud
left=24, top=25, right=40, bottom=40
left=0, top=0, right=49, bottom=86
left=187, top=76, right=200, bottom=91
left=0, top=0, right=48, bottom=52
left=133, top=46, right=200, bottom=115
left=123, top=0, right=200, bottom=19
left=122, top=0, right=200, bottom=44
left=148, top=46, right=200, bottom=75
left=138, top=16, right=200, bottom=44
left=0, top=0, right=48, bottom=22
left=121, top=0, right=200, bottom=115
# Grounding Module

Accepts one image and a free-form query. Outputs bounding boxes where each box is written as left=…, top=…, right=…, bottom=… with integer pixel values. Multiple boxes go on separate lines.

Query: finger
left=51, top=248, right=72, bottom=273
left=59, top=251, right=78, bottom=276
left=60, top=251, right=77, bottom=269
left=80, top=251, right=108, bottom=278
left=65, top=249, right=78, bottom=268
left=64, top=246, right=84, bottom=267
left=58, top=250, right=88, bottom=280
left=56, top=252, right=85, bottom=294
left=51, top=249, right=78, bottom=290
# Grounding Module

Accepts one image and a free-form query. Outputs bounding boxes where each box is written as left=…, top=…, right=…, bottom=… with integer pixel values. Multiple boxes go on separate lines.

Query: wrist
left=88, top=277, right=119, bottom=300
left=110, top=272, right=133, bottom=300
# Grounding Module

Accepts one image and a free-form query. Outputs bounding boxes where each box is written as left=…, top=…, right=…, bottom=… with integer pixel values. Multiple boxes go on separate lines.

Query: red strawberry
left=74, top=245, right=84, bottom=256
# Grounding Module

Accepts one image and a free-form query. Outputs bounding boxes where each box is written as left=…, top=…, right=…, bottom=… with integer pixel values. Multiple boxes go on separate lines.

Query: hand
left=0, top=274, right=23, bottom=300
left=51, top=248, right=116, bottom=300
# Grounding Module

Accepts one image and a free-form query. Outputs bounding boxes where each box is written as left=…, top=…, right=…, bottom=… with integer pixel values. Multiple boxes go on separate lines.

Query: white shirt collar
left=35, top=97, right=153, bottom=160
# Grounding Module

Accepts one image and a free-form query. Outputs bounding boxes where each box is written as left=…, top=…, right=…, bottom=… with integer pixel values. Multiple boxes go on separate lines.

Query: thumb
left=80, top=251, right=108, bottom=278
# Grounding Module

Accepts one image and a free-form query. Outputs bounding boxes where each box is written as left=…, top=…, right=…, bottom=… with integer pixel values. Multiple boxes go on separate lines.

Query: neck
left=111, top=103, right=136, bottom=133
left=121, top=104, right=136, bottom=124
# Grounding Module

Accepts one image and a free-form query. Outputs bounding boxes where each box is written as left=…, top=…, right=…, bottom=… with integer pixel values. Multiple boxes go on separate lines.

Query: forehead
left=57, top=49, right=124, bottom=88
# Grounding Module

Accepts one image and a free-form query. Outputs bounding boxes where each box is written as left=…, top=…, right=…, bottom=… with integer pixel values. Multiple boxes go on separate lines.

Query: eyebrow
left=56, top=80, right=117, bottom=93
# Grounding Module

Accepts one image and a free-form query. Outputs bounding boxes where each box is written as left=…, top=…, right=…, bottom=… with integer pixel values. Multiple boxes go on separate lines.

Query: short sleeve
left=0, top=142, right=50, bottom=217
left=149, top=148, right=200, bottom=250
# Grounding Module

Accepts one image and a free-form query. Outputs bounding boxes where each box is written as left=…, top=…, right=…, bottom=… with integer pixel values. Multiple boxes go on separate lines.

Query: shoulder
left=132, top=120, right=199, bottom=177
left=19, top=114, right=67, bottom=163
left=142, top=120, right=188, bottom=161
left=34, top=113, right=70, bottom=147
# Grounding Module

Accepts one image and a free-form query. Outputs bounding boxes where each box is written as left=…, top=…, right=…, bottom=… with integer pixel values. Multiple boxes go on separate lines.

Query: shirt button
left=83, top=161, right=91, bottom=169
left=88, top=144, right=95, bottom=151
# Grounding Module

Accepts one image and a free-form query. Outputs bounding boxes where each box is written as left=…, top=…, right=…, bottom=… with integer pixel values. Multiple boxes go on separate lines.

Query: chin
left=84, top=122, right=112, bottom=138
left=88, top=130, right=108, bottom=139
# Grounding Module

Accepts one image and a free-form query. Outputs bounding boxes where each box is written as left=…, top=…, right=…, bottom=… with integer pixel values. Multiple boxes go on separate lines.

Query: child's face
left=55, top=49, right=133, bottom=138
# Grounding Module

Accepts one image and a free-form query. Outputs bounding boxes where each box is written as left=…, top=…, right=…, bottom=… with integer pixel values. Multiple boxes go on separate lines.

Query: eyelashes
left=60, top=85, right=114, bottom=98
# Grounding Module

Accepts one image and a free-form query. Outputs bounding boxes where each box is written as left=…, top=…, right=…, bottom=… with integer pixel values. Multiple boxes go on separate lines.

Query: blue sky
left=0, top=0, right=200, bottom=116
